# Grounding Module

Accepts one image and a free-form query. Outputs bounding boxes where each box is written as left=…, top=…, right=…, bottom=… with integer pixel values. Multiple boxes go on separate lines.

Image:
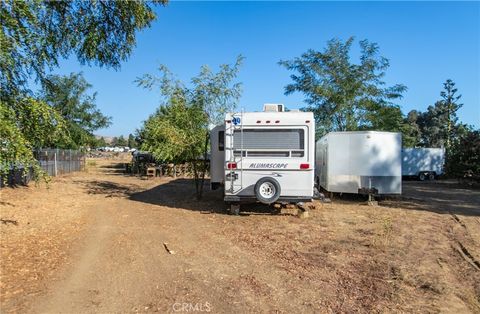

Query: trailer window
left=233, top=129, right=305, bottom=158
left=218, top=131, right=224, bottom=151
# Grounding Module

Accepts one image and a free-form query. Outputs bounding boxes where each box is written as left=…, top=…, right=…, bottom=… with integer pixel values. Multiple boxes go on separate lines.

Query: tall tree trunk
left=446, top=102, right=452, bottom=152
left=193, top=132, right=210, bottom=201
left=198, top=131, right=210, bottom=200
left=192, top=160, right=200, bottom=198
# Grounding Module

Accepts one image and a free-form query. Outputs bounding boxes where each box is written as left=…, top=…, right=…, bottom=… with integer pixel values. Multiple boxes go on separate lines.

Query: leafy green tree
left=41, top=72, right=111, bottom=148
left=414, top=80, right=467, bottom=151
left=95, top=137, right=107, bottom=148
left=1, top=0, right=166, bottom=100
left=1, top=0, right=165, bottom=182
left=137, top=57, right=243, bottom=199
left=440, top=79, right=463, bottom=152
left=0, top=98, right=68, bottom=181
left=279, top=37, right=407, bottom=138
left=111, top=137, right=119, bottom=147
left=403, top=110, right=422, bottom=147
left=404, top=80, right=472, bottom=176
left=363, top=105, right=418, bottom=147
left=140, top=101, right=208, bottom=198
left=447, top=130, right=480, bottom=177
left=128, top=134, right=137, bottom=148
left=0, top=102, right=39, bottom=182
left=141, top=102, right=207, bottom=164
left=415, top=103, right=447, bottom=147
left=13, top=98, right=69, bottom=149
left=117, top=135, right=128, bottom=147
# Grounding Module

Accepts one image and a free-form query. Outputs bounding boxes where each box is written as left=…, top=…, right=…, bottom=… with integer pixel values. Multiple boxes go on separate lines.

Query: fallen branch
left=163, top=242, right=176, bottom=255
left=0, top=219, right=18, bottom=226
left=454, top=242, right=480, bottom=271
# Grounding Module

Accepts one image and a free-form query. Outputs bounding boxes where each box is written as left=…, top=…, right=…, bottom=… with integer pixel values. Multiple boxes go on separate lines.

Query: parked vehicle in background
left=402, top=148, right=445, bottom=180
left=96, top=146, right=136, bottom=153
left=210, top=104, right=315, bottom=214
left=315, top=131, right=402, bottom=195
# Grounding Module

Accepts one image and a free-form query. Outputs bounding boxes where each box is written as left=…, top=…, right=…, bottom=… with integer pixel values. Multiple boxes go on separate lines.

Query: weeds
left=373, top=216, right=394, bottom=249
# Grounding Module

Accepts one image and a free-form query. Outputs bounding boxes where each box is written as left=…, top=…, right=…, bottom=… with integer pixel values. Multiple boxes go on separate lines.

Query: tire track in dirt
left=34, top=197, right=118, bottom=313
left=449, top=213, right=480, bottom=272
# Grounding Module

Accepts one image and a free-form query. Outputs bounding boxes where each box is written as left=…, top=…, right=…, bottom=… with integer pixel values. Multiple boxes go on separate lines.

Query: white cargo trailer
left=210, top=104, right=315, bottom=214
left=315, top=131, right=402, bottom=195
left=402, top=148, right=445, bottom=180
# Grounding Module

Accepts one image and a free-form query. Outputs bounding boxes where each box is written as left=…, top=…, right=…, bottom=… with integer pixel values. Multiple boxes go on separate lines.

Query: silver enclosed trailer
left=402, top=148, right=445, bottom=180
left=315, top=131, right=402, bottom=195
left=210, top=104, right=315, bottom=214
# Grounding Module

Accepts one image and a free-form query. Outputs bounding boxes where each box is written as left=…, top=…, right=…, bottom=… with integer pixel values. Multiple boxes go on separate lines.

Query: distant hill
left=94, top=135, right=116, bottom=145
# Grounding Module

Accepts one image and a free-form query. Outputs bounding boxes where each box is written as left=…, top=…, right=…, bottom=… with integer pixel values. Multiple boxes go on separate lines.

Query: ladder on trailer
left=227, top=111, right=244, bottom=194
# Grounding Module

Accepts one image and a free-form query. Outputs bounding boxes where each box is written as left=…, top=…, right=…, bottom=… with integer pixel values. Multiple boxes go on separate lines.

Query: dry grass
left=1, top=160, right=479, bottom=313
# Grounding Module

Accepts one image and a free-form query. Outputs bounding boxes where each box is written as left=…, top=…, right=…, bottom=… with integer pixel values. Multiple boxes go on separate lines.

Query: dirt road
left=1, top=160, right=479, bottom=313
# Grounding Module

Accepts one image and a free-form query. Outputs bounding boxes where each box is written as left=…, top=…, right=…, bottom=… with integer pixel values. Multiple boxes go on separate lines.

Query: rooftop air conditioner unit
left=263, top=103, right=284, bottom=112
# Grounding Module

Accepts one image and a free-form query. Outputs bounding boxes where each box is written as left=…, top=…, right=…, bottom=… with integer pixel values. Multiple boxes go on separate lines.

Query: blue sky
left=53, top=1, right=480, bottom=137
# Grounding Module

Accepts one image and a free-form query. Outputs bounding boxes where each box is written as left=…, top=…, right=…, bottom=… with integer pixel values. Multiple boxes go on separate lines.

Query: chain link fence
left=34, top=149, right=86, bottom=176
left=1, top=149, right=86, bottom=187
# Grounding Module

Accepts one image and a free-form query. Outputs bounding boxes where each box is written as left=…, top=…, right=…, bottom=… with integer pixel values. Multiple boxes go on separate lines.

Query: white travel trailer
left=210, top=104, right=315, bottom=214
left=402, top=148, right=445, bottom=180
left=315, top=131, right=402, bottom=195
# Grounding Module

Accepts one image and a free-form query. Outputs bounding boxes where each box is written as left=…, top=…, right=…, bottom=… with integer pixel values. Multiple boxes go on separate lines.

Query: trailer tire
left=418, top=173, right=427, bottom=181
left=254, top=177, right=281, bottom=204
left=428, top=172, right=436, bottom=180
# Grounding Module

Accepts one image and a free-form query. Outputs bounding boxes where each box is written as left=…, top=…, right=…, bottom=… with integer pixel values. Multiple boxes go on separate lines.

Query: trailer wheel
left=418, top=173, right=427, bottom=181
left=254, top=177, right=281, bottom=204
left=428, top=172, right=436, bottom=180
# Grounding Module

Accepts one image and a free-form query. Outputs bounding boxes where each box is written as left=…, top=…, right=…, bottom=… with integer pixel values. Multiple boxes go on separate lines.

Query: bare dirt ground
left=1, top=159, right=479, bottom=313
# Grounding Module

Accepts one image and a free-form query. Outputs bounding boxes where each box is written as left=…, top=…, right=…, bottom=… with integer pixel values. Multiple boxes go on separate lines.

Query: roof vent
left=263, top=103, right=284, bottom=112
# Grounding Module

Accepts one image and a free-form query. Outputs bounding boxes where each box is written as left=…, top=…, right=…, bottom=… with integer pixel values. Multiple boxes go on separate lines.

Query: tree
left=1, top=0, right=166, bottom=100
left=117, top=135, right=127, bottom=147
left=412, top=80, right=467, bottom=151
left=0, top=0, right=164, bottom=181
left=403, top=110, right=422, bottom=147
left=447, top=130, right=480, bottom=177
left=95, top=137, right=107, bottom=148
left=415, top=103, right=447, bottom=147
left=141, top=102, right=207, bottom=164
left=363, top=105, right=418, bottom=147
left=12, top=98, right=69, bottom=149
left=137, top=56, right=243, bottom=199
left=0, top=98, right=68, bottom=181
left=279, top=37, right=407, bottom=138
left=41, top=72, right=111, bottom=148
left=111, top=137, right=119, bottom=147
left=402, top=80, right=473, bottom=176
left=128, top=134, right=137, bottom=148
left=440, top=79, right=463, bottom=152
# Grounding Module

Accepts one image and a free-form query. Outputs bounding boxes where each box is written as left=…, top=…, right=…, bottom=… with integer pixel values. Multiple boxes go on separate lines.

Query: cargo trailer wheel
left=255, top=177, right=281, bottom=204
left=419, top=173, right=427, bottom=181
left=428, top=172, right=436, bottom=180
